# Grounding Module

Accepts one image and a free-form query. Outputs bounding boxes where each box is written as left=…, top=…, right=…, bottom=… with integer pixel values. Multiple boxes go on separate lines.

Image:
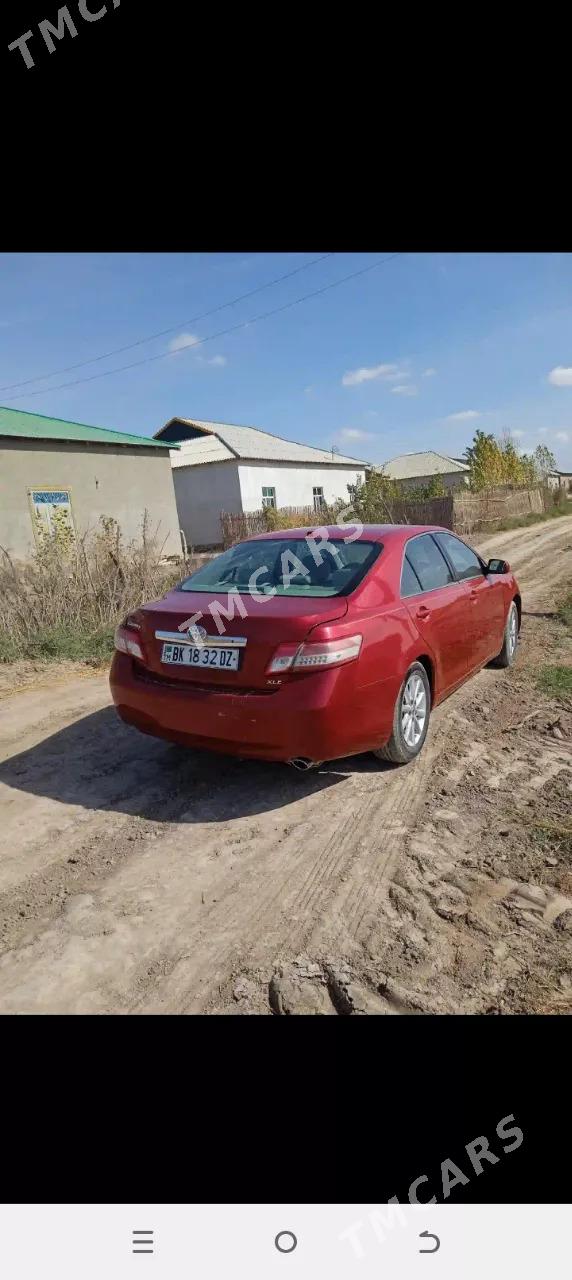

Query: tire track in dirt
left=134, top=679, right=490, bottom=1011
left=130, top=787, right=373, bottom=1012
left=132, top=709, right=456, bottom=1009
left=204, top=516, right=572, bottom=1006
left=0, top=516, right=570, bottom=1013
left=477, top=516, right=572, bottom=607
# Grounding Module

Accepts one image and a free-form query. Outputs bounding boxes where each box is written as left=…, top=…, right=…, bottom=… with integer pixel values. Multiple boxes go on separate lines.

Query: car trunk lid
left=132, top=590, right=349, bottom=690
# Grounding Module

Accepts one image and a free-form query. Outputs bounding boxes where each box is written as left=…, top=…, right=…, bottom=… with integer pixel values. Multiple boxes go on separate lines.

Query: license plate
left=161, top=643, right=240, bottom=671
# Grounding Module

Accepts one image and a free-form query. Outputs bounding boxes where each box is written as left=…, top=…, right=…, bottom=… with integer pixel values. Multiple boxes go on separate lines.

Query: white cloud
left=391, top=383, right=418, bottom=397
left=423, top=367, right=437, bottom=377
left=548, top=366, right=572, bottom=386
left=512, top=430, right=525, bottom=438
left=169, top=332, right=201, bottom=354
left=446, top=409, right=480, bottom=422
left=555, top=430, right=570, bottom=442
left=168, top=333, right=226, bottom=366
left=338, top=428, right=372, bottom=441
left=342, top=362, right=401, bottom=387
left=538, top=427, right=548, bottom=436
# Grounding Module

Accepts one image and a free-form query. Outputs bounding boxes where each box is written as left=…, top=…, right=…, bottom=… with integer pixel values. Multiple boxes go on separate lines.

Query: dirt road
left=1, top=516, right=571, bottom=1014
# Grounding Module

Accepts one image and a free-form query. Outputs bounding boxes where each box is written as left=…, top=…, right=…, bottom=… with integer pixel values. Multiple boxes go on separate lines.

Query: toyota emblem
left=188, top=624, right=208, bottom=644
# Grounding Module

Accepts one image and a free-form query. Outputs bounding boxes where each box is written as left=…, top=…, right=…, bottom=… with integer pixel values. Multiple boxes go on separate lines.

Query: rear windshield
left=177, top=538, right=382, bottom=597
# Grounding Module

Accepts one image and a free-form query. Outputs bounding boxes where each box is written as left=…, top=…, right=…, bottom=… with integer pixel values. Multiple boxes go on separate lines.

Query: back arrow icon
left=419, top=1231, right=440, bottom=1253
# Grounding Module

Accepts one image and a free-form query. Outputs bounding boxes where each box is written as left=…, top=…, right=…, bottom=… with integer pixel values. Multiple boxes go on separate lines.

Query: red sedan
left=110, top=524, right=520, bottom=768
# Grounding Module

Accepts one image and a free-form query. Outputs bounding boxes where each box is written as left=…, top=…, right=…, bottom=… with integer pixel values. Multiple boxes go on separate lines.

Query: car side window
left=406, top=535, right=454, bottom=592
left=434, top=532, right=484, bottom=582
left=400, top=554, right=423, bottom=597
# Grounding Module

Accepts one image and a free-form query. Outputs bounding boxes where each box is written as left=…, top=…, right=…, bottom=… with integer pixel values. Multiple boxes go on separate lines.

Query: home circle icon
left=275, top=1231, right=298, bottom=1254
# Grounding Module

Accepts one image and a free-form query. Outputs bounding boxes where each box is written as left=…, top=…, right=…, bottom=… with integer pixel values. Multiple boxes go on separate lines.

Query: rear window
left=405, top=535, right=454, bottom=592
left=400, top=554, right=423, bottom=597
left=177, top=537, right=382, bottom=597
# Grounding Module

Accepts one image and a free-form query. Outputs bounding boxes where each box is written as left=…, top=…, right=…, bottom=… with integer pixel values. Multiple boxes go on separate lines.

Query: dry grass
left=535, top=579, right=572, bottom=701
left=557, top=588, right=572, bottom=630
left=486, top=500, right=571, bottom=533
left=0, top=513, right=188, bottom=665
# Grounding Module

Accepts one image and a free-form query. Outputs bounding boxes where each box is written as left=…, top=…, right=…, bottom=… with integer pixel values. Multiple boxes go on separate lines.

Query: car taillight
left=266, top=634, right=362, bottom=673
left=114, top=623, right=144, bottom=660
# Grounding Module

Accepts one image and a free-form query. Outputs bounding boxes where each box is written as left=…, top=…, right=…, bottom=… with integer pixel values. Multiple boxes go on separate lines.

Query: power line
left=3, top=254, right=403, bottom=402
left=0, top=253, right=335, bottom=392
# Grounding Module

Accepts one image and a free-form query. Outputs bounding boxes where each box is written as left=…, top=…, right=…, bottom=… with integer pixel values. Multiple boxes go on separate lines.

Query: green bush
left=557, top=590, right=572, bottom=631
left=537, top=666, right=572, bottom=697
left=0, top=625, right=115, bottom=665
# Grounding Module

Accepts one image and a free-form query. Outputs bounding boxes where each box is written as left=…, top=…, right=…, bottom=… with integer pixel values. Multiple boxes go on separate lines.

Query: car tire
left=491, top=599, right=519, bottom=668
left=373, top=661, right=431, bottom=765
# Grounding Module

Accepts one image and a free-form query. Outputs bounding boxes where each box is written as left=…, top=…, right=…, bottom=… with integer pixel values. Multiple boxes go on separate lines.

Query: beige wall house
left=0, top=407, right=182, bottom=561
left=381, top=450, right=471, bottom=491
left=547, top=469, right=572, bottom=492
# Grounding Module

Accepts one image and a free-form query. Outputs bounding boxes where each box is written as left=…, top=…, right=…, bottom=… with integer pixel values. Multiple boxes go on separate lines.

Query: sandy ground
left=0, top=516, right=571, bottom=1014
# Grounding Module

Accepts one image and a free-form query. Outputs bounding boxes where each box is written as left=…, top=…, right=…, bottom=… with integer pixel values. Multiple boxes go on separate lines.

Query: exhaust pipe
left=288, top=757, right=321, bottom=771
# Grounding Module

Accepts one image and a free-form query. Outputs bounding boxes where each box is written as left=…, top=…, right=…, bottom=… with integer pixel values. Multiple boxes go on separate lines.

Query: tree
left=463, top=430, right=504, bottom=490
left=498, top=432, right=519, bottom=485
left=531, top=443, right=557, bottom=482
left=347, top=469, right=400, bottom=522
left=518, top=452, right=537, bottom=488
left=464, top=429, right=542, bottom=490
left=404, top=474, right=446, bottom=500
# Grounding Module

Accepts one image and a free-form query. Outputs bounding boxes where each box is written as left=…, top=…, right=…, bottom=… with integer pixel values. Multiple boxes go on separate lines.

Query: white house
left=153, top=417, right=370, bottom=548
left=380, top=451, right=471, bottom=491
left=546, top=468, right=572, bottom=492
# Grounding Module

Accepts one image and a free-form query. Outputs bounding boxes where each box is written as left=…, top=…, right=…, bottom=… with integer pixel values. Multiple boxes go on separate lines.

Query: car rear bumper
left=109, top=652, right=398, bottom=763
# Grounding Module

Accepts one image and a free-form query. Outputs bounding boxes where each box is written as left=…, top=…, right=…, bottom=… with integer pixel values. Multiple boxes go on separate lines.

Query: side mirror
left=486, top=558, right=510, bottom=575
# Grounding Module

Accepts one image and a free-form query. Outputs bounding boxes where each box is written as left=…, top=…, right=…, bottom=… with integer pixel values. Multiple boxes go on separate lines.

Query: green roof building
left=0, top=407, right=182, bottom=560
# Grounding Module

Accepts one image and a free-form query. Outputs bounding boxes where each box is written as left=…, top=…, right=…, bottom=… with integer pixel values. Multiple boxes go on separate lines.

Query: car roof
left=248, top=524, right=450, bottom=544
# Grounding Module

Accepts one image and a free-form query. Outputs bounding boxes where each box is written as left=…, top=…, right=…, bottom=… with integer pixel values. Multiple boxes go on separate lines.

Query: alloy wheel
left=401, top=671, right=427, bottom=748
left=508, top=604, right=518, bottom=657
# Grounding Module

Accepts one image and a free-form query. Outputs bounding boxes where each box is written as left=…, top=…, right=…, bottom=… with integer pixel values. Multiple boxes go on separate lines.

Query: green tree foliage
left=463, top=429, right=547, bottom=491
left=463, top=431, right=503, bottom=490
left=422, top=473, right=446, bottom=498
left=531, top=443, right=557, bottom=481
left=346, top=468, right=448, bottom=520
left=347, top=469, right=401, bottom=521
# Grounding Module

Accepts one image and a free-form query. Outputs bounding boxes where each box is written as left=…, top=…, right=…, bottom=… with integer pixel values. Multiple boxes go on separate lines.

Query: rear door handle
left=416, top=605, right=431, bottom=619
left=469, top=588, right=478, bottom=602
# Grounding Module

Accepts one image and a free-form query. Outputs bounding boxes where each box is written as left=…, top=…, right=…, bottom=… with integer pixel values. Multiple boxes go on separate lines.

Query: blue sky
left=1, top=251, right=572, bottom=468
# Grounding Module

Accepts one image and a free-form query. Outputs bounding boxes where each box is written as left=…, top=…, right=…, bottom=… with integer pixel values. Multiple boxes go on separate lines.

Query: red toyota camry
left=110, top=524, right=520, bottom=768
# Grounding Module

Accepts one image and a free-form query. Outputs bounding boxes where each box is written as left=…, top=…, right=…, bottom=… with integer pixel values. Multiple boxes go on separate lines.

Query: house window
left=312, top=486, right=325, bottom=511
left=262, top=486, right=276, bottom=509
left=29, top=489, right=75, bottom=545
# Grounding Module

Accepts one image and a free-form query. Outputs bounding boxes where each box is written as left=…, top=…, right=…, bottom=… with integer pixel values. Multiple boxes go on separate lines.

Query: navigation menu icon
left=132, top=1231, right=154, bottom=1255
